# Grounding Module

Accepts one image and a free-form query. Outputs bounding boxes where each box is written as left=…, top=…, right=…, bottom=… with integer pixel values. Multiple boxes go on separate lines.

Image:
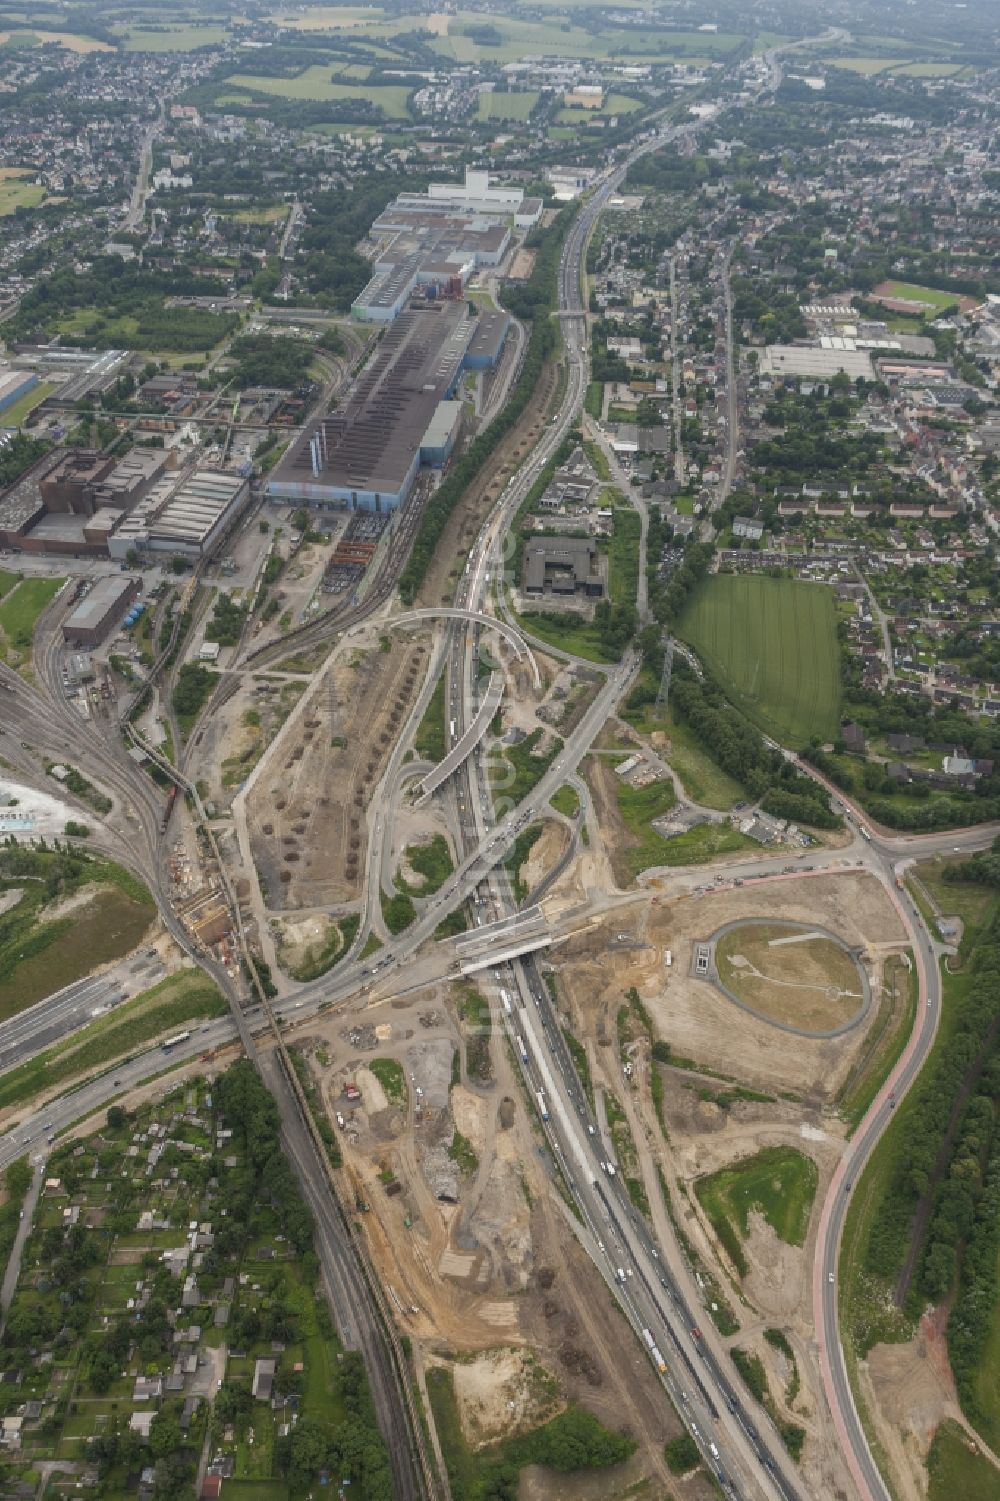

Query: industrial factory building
left=268, top=301, right=497, bottom=512
left=351, top=169, right=539, bottom=323
left=0, top=444, right=249, bottom=562
left=61, top=575, right=140, bottom=648
left=108, top=470, right=251, bottom=561
left=0, top=369, right=38, bottom=415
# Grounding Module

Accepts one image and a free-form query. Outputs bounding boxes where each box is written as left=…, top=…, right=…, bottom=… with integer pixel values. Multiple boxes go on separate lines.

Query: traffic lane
left=522, top=957, right=795, bottom=1500
left=0, top=1018, right=237, bottom=1172
left=812, top=864, right=939, bottom=1501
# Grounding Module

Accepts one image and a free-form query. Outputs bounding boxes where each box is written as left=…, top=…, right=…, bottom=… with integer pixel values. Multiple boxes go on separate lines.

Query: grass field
left=827, top=55, right=908, bottom=73
left=608, top=506, right=641, bottom=608
left=550, top=783, right=580, bottom=818
left=557, top=91, right=643, bottom=122
left=696, top=1146, right=818, bottom=1268
left=0, top=574, right=64, bottom=663
left=677, top=575, right=841, bottom=745
left=430, top=12, right=745, bottom=64
left=0, top=854, right=155, bottom=1018
left=0, top=177, right=45, bottom=215
left=118, top=23, right=229, bottom=50
left=889, top=61, right=964, bottom=76
left=837, top=954, right=917, bottom=1132
left=715, top=921, right=864, bottom=1032
left=227, top=68, right=412, bottom=116
left=0, top=380, right=55, bottom=424
left=653, top=821, right=756, bottom=866
left=927, top=1422, right=1000, bottom=1501
left=477, top=90, right=539, bottom=120
left=0, top=27, right=111, bottom=51
left=661, top=710, right=745, bottom=810
left=267, top=5, right=387, bottom=28
left=875, top=280, right=961, bottom=310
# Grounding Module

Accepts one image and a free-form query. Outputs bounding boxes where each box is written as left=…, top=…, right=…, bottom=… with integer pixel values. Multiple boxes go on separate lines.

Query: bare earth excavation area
left=535, top=870, right=910, bottom=1498
left=247, top=634, right=430, bottom=908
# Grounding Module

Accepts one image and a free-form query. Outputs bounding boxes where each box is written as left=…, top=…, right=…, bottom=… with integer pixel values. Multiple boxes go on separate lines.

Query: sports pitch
left=677, top=575, right=841, bottom=744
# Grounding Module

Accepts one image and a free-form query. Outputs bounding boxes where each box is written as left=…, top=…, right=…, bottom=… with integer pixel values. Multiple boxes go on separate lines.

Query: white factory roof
left=761, top=345, right=875, bottom=381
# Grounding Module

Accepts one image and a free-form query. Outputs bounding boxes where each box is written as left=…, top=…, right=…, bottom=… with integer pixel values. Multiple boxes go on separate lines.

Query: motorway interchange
left=2, top=70, right=998, bottom=1501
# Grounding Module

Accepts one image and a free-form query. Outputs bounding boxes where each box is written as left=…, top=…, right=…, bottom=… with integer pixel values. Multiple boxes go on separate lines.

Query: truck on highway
left=500, top=989, right=512, bottom=1014
left=536, top=1089, right=549, bottom=1121
left=516, top=1035, right=529, bottom=1063
left=650, top=1345, right=667, bottom=1373
left=161, top=1030, right=191, bottom=1052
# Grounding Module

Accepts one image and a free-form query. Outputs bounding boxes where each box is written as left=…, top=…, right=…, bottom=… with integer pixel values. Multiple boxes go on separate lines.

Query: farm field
left=0, top=27, right=112, bottom=51
left=477, top=90, right=539, bottom=120
left=226, top=67, right=412, bottom=116
left=696, top=1146, right=819, bottom=1259
left=677, top=575, right=841, bottom=745
left=117, top=23, right=230, bottom=50
left=429, top=12, right=745, bottom=63
left=827, top=55, right=908, bottom=73
left=714, top=920, right=865, bottom=1033
left=267, top=5, right=387, bottom=27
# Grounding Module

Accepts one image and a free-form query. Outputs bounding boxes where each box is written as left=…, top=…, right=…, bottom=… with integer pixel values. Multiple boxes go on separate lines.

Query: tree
left=106, top=1105, right=127, bottom=1130
left=150, top=1414, right=183, bottom=1460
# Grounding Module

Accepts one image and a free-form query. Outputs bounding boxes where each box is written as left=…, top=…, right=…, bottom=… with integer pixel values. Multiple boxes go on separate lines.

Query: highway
left=0, top=41, right=983, bottom=1501
left=416, top=107, right=810, bottom=1501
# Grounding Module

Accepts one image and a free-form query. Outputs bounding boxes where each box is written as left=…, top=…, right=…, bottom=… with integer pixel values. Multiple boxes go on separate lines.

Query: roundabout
left=702, top=918, right=871, bottom=1038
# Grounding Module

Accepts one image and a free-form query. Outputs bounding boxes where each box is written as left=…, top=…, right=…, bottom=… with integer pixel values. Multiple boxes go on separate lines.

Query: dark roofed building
left=523, top=536, right=605, bottom=599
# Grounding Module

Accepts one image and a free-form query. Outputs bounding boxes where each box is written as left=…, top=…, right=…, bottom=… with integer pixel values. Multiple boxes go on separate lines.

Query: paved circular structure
left=704, top=918, right=871, bottom=1038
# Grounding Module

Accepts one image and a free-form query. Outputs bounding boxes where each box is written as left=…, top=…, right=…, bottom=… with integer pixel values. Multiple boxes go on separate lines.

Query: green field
left=0, top=380, right=55, bottom=425
left=877, top=280, right=962, bottom=310
left=557, top=91, right=643, bottom=122
left=661, top=709, right=744, bottom=810
left=0, top=574, right=64, bottom=662
left=889, top=60, right=964, bottom=76
left=827, top=55, right=909, bottom=73
left=0, top=851, right=155, bottom=1018
left=0, top=177, right=46, bottom=214
left=118, top=23, right=230, bottom=50
left=429, top=12, right=745, bottom=64
left=696, top=1146, right=819, bottom=1274
left=227, top=68, right=412, bottom=116
left=927, top=1423, right=1000, bottom=1501
left=477, top=90, right=539, bottom=120
left=677, top=575, right=841, bottom=745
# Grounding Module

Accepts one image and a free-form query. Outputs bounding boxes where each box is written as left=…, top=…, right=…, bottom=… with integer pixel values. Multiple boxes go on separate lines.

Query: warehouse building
left=268, top=303, right=474, bottom=512
left=108, top=470, right=251, bottom=561
left=760, top=345, right=875, bottom=382
left=61, top=575, right=140, bottom=648
left=0, top=369, right=38, bottom=415
left=353, top=217, right=510, bottom=323
left=464, top=311, right=510, bottom=370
